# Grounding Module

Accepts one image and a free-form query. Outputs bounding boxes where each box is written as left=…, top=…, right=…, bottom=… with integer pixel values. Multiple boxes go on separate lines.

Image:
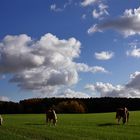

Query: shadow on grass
left=127, top=124, right=139, bottom=127
left=25, top=123, right=46, bottom=126
left=97, top=123, right=119, bottom=127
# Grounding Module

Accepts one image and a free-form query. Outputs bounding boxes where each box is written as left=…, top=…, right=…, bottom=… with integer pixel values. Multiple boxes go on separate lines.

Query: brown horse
left=46, top=109, right=57, bottom=126
left=116, top=107, right=129, bottom=124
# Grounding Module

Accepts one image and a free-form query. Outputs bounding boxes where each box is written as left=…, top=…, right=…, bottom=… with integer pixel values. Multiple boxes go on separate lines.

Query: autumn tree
left=55, top=100, right=86, bottom=113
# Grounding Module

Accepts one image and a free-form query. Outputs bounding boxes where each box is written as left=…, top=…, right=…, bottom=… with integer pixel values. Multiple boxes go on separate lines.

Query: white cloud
left=95, top=51, right=114, bottom=60
left=87, top=24, right=102, bottom=34
left=88, top=7, right=140, bottom=37
left=0, top=96, right=10, bottom=101
left=85, top=82, right=120, bottom=93
left=50, top=4, right=63, bottom=12
left=59, top=89, right=89, bottom=98
left=85, top=82, right=126, bottom=97
left=126, top=46, right=140, bottom=58
left=50, top=1, right=72, bottom=12
left=85, top=84, right=95, bottom=91
left=76, top=63, right=108, bottom=73
left=92, top=3, right=109, bottom=19
left=64, top=0, right=72, bottom=8
left=126, top=71, right=140, bottom=91
left=0, top=33, right=108, bottom=97
left=81, top=0, right=98, bottom=7
left=0, top=33, right=80, bottom=94
left=82, top=14, right=86, bottom=19
left=85, top=71, right=140, bottom=98
left=0, top=34, right=44, bottom=73
left=130, top=71, right=140, bottom=79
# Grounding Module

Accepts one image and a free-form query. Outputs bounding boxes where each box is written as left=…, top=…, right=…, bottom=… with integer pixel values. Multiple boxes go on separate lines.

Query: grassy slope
left=0, top=111, right=140, bottom=140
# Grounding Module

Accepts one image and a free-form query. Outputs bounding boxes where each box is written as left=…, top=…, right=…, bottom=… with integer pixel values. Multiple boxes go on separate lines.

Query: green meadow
left=0, top=111, right=140, bottom=140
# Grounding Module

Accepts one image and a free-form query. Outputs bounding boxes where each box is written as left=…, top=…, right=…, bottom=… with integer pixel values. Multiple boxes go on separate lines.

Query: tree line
left=0, top=97, right=140, bottom=114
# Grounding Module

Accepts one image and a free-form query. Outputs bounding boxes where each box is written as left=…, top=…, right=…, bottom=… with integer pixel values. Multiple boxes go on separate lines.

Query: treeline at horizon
left=0, top=97, right=140, bottom=114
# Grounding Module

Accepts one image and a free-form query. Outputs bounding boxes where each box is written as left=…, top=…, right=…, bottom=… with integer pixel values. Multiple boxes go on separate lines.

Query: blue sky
left=0, top=0, right=140, bottom=102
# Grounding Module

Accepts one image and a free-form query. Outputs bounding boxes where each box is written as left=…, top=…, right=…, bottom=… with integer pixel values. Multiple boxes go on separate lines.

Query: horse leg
left=46, top=116, right=51, bottom=126
left=122, top=116, right=126, bottom=124
left=117, top=116, right=121, bottom=124
left=53, top=119, right=57, bottom=126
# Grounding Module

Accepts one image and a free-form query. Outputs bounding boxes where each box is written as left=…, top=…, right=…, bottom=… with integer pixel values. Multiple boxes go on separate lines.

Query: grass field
left=0, top=111, right=140, bottom=140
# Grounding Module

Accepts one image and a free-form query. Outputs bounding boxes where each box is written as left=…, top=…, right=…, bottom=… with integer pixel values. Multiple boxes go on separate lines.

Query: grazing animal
left=0, top=115, right=3, bottom=125
left=46, top=108, right=57, bottom=126
left=116, top=107, right=129, bottom=124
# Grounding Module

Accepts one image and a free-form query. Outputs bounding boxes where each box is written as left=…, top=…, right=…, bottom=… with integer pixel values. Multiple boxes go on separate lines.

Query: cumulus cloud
left=0, top=96, right=10, bottom=101
left=0, top=33, right=108, bottom=97
left=76, top=63, right=108, bottom=73
left=81, top=0, right=98, bottom=7
left=95, top=51, right=114, bottom=60
left=85, top=82, right=127, bottom=97
left=59, top=89, right=89, bottom=98
left=85, top=82, right=122, bottom=93
left=0, top=34, right=45, bottom=73
left=85, top=71, right=140, bottom=98
left=88, top=7, right=140, bottom=37
left=126, top=71, right=140, bottom=90
left=0, top=33, right=80, bottom=92
left=126, top=46, right=140, bottom=58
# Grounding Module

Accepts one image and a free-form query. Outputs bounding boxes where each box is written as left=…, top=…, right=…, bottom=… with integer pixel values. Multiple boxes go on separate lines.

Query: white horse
left=46, top=109, right=57, bottom=126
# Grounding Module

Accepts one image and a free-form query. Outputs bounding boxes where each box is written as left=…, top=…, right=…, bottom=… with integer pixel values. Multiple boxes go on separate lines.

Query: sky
left=0, top=0, right=140, bottom=102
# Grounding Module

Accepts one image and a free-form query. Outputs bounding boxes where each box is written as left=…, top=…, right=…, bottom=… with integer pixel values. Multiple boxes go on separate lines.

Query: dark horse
left=46, top=108, right=57, bottom=126
left=116, top=107, right=129, bottom=124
